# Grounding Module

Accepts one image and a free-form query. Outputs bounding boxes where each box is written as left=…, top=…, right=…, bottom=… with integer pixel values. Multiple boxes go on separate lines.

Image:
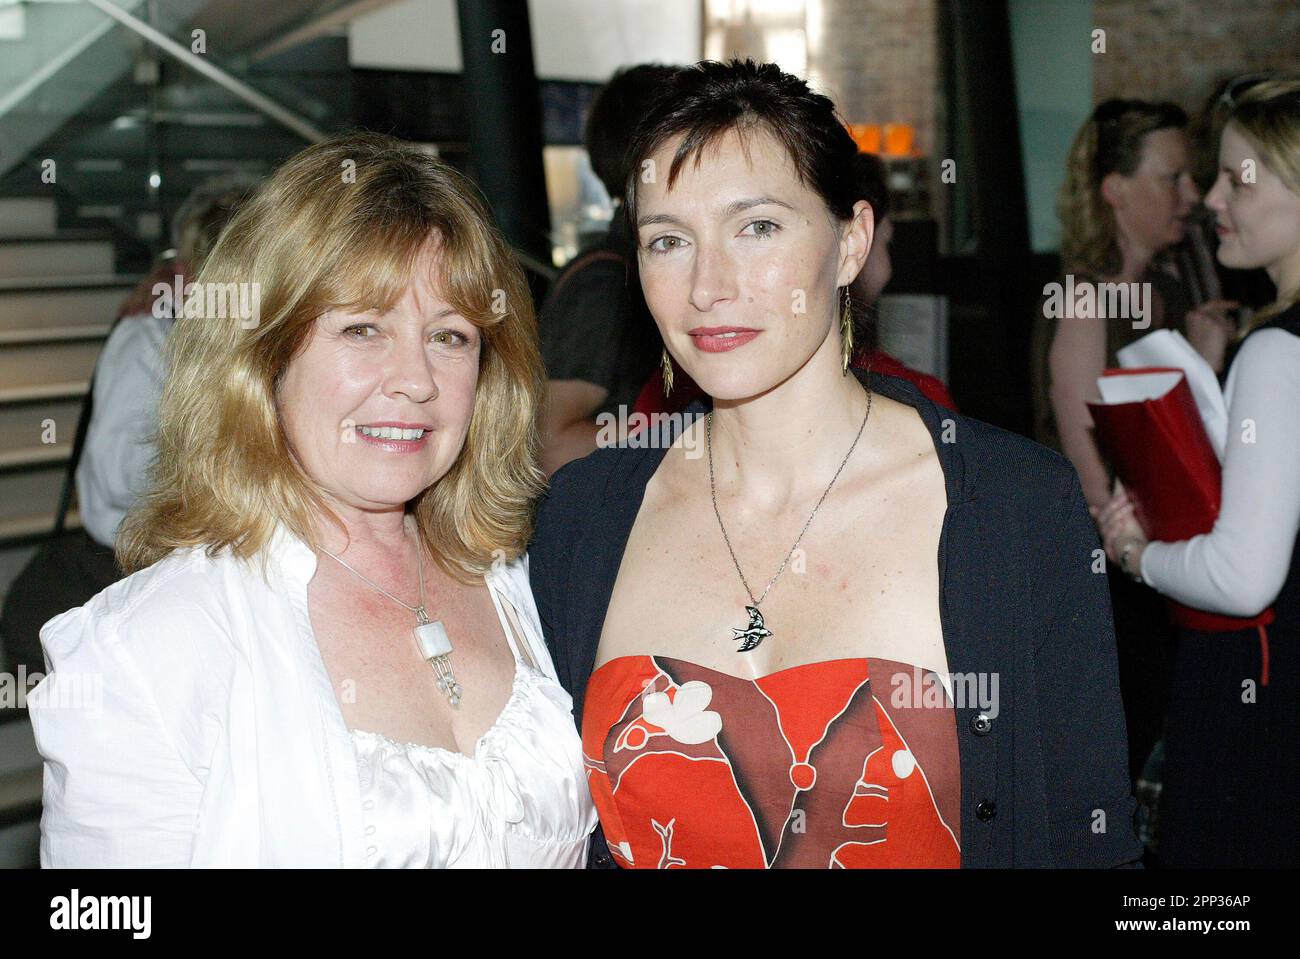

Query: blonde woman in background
left=1099, top=77, right=1300, bottom=867
left=27, top=132, right=597, bottom=867
left=1037, top=98, right=1228, bottom=509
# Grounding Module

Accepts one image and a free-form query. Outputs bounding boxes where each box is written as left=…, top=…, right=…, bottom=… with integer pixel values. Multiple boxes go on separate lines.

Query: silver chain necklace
left=707, top=388, right=872, bottom=652
left=317, top=524, right=463, bottom=707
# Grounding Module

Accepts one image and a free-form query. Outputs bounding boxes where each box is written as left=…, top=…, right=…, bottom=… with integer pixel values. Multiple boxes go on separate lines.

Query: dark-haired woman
left=530, top=59, right=1140, bottom=869
left=633, top=151, right=957, bottom=418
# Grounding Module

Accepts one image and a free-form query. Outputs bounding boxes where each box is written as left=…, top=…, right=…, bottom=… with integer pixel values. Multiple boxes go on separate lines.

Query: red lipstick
left=688, top=326, right=762, bottom=353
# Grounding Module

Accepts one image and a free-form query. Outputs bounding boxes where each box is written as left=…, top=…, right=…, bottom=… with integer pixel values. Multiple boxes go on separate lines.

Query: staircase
left=0, top=14, right=356, bottom=604
left=0, top=196, right=131, bottom=555
left=0, top=0, right=207, bottom=181
left=0, top=1, right=365, bottom=868
left=0, top=192, right=132, bottom=868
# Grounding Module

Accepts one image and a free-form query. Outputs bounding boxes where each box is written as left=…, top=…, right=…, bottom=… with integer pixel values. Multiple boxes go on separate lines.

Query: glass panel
left=0, top=0, right=352, bottom=599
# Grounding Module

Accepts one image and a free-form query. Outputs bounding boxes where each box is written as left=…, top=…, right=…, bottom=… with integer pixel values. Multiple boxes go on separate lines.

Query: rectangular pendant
left=414, top=620, right=452, bottom=660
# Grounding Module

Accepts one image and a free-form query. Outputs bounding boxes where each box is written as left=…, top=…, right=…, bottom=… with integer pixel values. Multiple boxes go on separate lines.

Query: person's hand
left=1184, top=298, right=1240, bottom=374
left=1093, top=488, right=1149, bottom=572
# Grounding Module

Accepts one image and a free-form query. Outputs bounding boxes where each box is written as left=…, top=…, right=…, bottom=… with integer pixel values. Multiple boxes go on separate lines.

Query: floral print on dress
left=582, top=656, right=961, bottom=869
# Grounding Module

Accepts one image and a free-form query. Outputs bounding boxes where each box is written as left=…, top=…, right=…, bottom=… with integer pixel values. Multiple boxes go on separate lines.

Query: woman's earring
left=661, top=347, right=674, bottom=396
left=840, top=286, right=854, bottom=375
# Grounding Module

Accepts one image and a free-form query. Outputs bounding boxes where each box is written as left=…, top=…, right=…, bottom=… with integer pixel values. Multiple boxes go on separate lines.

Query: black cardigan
left=528, top=369, right=1143, bottom=868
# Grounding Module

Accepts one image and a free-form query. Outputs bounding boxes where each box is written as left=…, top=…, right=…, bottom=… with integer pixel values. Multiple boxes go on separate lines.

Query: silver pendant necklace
left=317, top=522, right=463, bottom=707
left=707, top=388, right=872, bottom=652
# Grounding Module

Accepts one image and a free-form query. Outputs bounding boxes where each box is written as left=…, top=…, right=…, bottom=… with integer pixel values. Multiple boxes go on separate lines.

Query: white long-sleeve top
left=74, top=313, right=171, bottom=547
left=1141, top=326, right=1300, bottom=617
left=26, top=524, right=595, bottom=867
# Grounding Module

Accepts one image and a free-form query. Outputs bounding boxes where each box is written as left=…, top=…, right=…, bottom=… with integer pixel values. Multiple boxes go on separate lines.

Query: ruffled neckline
left=348, top=660, right=553, bottom=763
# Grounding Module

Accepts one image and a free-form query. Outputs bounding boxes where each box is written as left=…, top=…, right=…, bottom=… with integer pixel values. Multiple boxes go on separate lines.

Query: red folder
left=1087, top=367, right=1274, bottom=633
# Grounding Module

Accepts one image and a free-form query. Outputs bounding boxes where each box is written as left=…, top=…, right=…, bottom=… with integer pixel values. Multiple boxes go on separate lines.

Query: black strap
left=1257, top=300, right=1300, bottom=338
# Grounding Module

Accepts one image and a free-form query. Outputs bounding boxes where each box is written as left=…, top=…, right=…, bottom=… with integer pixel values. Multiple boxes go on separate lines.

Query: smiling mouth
left=356, top=425, right=427, bottom=440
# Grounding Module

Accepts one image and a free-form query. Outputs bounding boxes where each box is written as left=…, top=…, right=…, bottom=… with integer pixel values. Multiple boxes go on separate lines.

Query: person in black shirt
left=538, top=64, right=678, bottom=474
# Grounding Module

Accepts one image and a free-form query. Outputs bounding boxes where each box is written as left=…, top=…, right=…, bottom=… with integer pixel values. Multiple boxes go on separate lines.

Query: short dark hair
left=850, top=152, right=891, bottom=225
left=585, top=64, right=681, bottom=200
left=624, top=59, right=859, bottom=231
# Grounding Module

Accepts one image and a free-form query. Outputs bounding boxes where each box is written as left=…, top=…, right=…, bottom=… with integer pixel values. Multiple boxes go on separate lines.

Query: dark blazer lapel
left=861, top=369, right=1006, bottom=865
left=567, top=443, right=670, bottom=727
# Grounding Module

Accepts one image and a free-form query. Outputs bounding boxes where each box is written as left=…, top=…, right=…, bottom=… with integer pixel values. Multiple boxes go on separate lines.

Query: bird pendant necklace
left=706, top=389, right=872, bottom=652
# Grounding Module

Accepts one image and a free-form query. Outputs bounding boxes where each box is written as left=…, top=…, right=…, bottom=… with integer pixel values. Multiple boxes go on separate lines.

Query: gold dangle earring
left=661, top=347, right=674, bottom=396
left=840, top=285, right=855, bottom=374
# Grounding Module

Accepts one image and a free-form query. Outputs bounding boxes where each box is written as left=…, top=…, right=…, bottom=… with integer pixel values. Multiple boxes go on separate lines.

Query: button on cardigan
left=528, top=369, right=1143, bottom=869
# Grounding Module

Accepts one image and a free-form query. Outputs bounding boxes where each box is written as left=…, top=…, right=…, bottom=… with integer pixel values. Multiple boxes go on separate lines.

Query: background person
left=0, top=179, right=256, bottom=679
left=1038, top=98, right=1221, bottom=509
left=1036, top=98, right=1227, bottom=789
left=77, top=177, right=257, bottom=550
left=538, top=64, right=680, bottom=474
left=846, top=151, right=957, bottom=410
left=1099, top=77, right=1300, bottom=868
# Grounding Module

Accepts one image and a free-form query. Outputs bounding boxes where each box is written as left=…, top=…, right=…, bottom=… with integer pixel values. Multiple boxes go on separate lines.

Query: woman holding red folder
left=1039, top=98, right=1223, bottom=791
left=1099, top=76, right=1300, bottom=868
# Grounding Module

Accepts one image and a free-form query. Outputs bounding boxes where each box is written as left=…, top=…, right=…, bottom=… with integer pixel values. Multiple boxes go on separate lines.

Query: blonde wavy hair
left=116, top=132, right=546, bottom=583
left=1057, top=99, right=1188, bottom=277
left=1220, top=75, right=1300, bottom=334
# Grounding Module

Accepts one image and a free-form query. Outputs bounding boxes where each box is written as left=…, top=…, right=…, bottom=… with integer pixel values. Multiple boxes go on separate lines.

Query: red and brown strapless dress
left=582, top=656, right=961, bottom=868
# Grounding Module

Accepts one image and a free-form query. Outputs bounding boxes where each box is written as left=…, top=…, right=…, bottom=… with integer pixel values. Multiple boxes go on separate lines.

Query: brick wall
left=1093, top=0, right=1300, bottom=114
left=803, top=0, right=1298, bottom=159
left=806, top=0, right=938, bottom=157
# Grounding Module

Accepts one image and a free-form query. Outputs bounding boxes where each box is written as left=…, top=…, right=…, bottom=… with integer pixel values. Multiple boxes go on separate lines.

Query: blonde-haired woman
left=1037, top=98, right=1218, bottom=509
left=27, top=132, right=597, bottom=867
left=1098, top=77, right=1300, bottom=867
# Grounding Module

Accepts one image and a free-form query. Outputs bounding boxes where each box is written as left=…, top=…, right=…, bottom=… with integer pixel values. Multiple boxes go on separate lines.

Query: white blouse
left=1141, top=327, right=1300, bottom=616
left=349, top=581, right=595, bottom=868
left=28, top=522, right=596, bottom=867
